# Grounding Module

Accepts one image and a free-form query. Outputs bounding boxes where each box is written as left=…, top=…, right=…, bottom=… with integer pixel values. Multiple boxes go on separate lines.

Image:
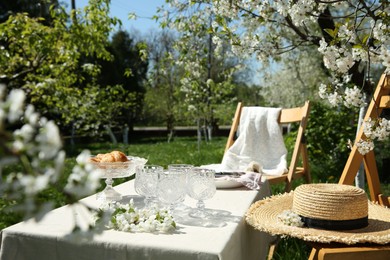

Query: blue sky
left=66, top=0, right=165, bottom=33
left=64, top=1, right=263, bottom=85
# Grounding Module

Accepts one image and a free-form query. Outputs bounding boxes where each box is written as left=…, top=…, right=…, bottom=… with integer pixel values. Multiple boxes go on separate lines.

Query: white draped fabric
left=222, top=107, right=288, bottom=176
left=0, top=179, right=273, bottom=260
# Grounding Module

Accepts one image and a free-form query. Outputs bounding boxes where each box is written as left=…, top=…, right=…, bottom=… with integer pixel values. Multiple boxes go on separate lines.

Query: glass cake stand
left=92, top=156, right=147, bottom=202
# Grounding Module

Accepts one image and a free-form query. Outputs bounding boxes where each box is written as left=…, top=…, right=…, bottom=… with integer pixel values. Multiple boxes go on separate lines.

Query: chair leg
left=309, top=248, right=319, bottom=260
left=284, top=180, right=292, bottom=192
left=267, top=237, right=280, bottom=260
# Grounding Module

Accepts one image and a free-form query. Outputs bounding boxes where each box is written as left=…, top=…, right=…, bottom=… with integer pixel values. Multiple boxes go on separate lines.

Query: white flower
left=343, top=86, right=366, bottom=108
left=358, top=117, right=390, bottom=154
left=188, top=104, right=196, bottom=111
left=25, top=104, right=40, bottom=126
left=356, top=139, right=374, bottom=155
left=318, top=39, right=328, bottom=53
left=17, top=172, right=50, bottom=195
left=318, top=83, right=328, bottom=99
left=336, top=54, right=354, bottom=73
left=277, top=210, right=304, bottom=227
left=342, top=74, right=352, bottom=84
left=338, top=25, right=356, bottom=42
left=7, top=89, right=25, bottom=123
left=36, top=120, right=62, bottom=160
left=76, top=150, right=93, bottom=164
left=373, top=118, right=390, bottom=141
left=81, top=63, right=95, bottom=72
left=327, top=91, right=342, bottom=107
left=64, top=163, right=101, bottom=198
left=1, top=86, right=106, bottom=237
left=356, top=118, right=390, bottom=155
left=363, top=118, right=375, bottom=139
left=352, top=47, right=368, bottom=61
left=64, top=150, right=103, bottom=199
left=289, top=0, right=316, bottom=26
left=97, top=202, right=176, bottom=233
left=12, top=139, right=25, bottom=152
left=14, top=124, right=35, bottom=141
left=318, top=40, right=355, bottom=74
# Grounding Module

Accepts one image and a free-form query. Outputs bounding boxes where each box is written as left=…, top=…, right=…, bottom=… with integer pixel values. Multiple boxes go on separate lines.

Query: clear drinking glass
left=168, top=163, right=194, bottom=209
left=168, top=164, right=194, bottom=169
left=167, top=164, right=194, bottom=177
left=186, top=167, right=216, bottom=218
left=134, top=165, right=163, bottom=207
left=156, top=169, right=187, bottom=212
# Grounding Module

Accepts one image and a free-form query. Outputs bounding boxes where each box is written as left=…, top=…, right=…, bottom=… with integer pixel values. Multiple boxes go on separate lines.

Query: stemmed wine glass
left=186, top=167, right=216, bottom=218
left=134, top=165, right=163, bottom=207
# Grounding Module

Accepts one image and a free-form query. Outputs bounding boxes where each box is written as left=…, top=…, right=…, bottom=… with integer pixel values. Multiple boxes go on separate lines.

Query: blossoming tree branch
left=157, top=0, right=390, bottom=153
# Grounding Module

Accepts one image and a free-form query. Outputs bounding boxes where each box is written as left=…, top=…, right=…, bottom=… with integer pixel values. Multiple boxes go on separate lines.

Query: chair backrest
left=279, top=101, right=311, bottom=185
left=225, top=101, right=311, bottom=191
left=279, top=104, right=310, bottom=124
left=339, top=73, right=390, bottom=206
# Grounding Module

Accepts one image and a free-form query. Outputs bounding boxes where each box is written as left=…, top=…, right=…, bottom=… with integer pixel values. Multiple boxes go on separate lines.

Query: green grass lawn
left=65, top=136, right=227, bottom=168
left=2, top=136, right=389, bottom=260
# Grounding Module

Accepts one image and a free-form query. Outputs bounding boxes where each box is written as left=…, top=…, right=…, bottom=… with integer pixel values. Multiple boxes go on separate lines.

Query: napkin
left=215, top=171, right=263, bottom=190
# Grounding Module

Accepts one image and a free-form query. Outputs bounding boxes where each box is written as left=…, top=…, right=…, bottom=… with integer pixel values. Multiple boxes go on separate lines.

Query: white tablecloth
left=0, top=178, right=273, bottom=260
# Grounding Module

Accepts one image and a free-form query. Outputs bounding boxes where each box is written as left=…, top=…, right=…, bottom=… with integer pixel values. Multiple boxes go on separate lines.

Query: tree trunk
left=105, top=125, right=117, bottom=144
left=167, top=112, right=174, bottom=143
left=207, top=125, right=213, bottom=141
left=197, top=118, right=201, bottom=151
left=123, top=125, right=129, bottom=145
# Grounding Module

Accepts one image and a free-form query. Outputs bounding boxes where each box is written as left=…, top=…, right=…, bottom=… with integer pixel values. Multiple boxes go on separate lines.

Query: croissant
left=89, top=151, right=129, bottom=163
left=110, top=151, right=129, bottom=162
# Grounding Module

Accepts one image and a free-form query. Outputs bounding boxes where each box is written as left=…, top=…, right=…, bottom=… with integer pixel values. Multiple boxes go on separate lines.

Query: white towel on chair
left=221, top=107, right=288, bottom=176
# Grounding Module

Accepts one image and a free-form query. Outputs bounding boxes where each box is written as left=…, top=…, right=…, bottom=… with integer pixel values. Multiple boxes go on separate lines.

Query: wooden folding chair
left=308, top=73, right=390, bottom=260
left=309, top=243, right=390, bottom=260
left=338, top=73, right=390, bottom=206
left=225, top=101, right=311, bottom=192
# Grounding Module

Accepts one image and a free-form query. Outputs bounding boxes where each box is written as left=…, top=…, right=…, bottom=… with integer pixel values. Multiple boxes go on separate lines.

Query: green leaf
left=324, top=28, right=336, bottom=38
left=362, top=35, right=370, bottom=45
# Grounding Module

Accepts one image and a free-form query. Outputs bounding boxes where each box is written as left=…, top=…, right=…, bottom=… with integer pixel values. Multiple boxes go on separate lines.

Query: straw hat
left=246, top=183, right=390, bottom=245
